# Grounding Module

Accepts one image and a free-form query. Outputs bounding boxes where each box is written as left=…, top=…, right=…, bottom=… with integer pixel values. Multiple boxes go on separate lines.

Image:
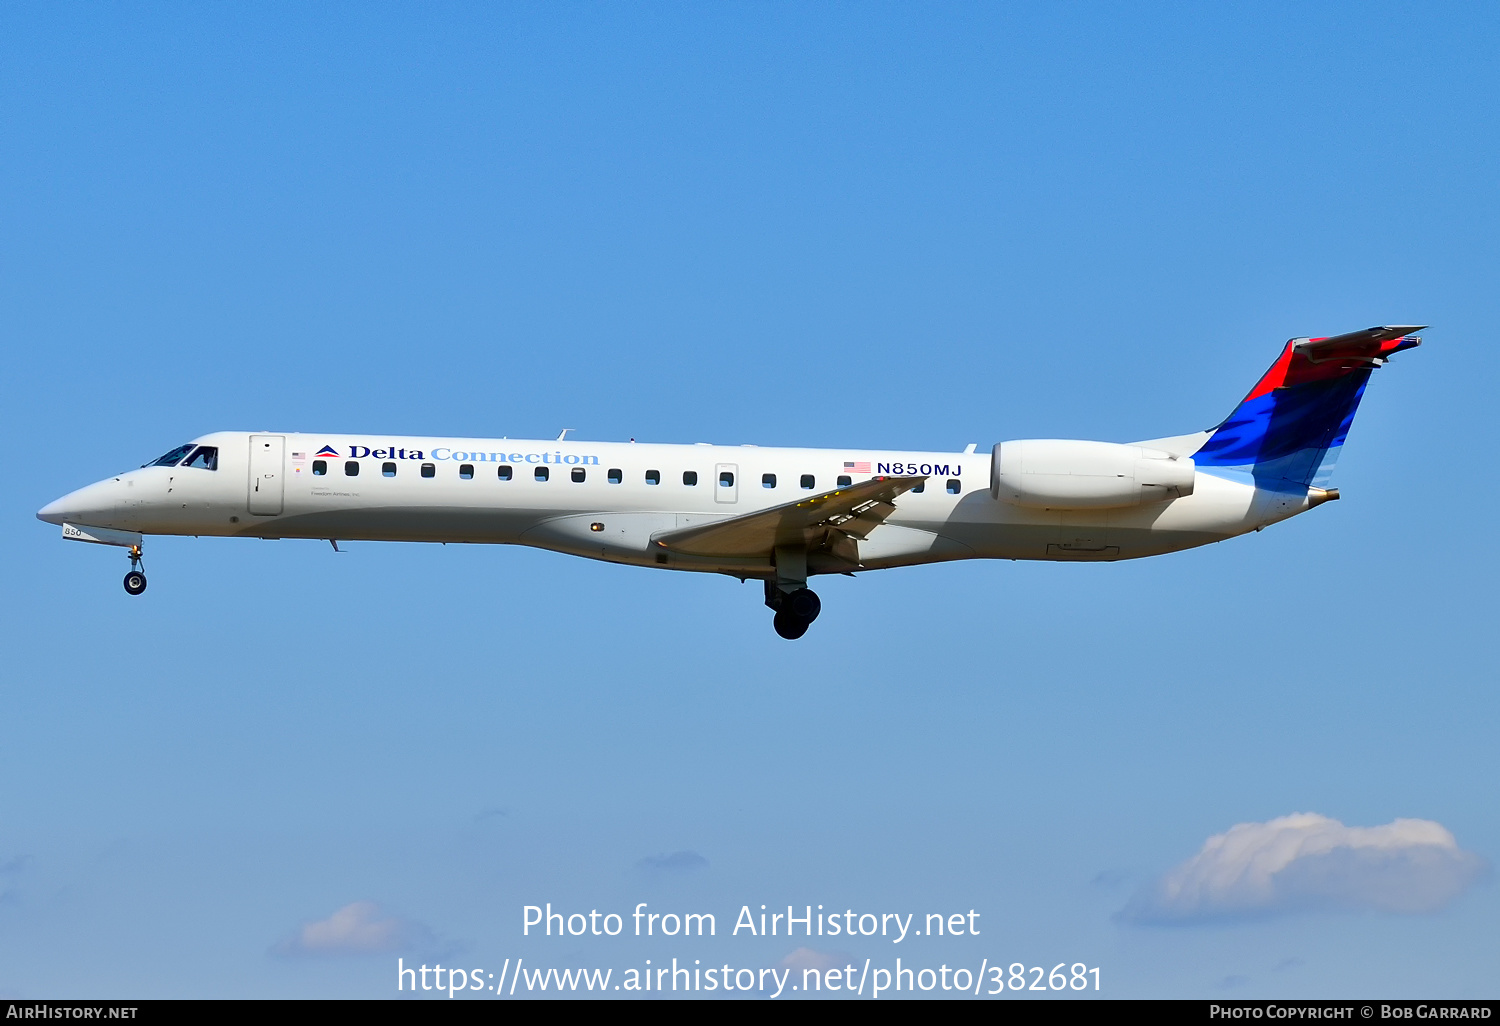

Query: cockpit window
left=145, top=444, right=196, bottom=468
left=181, top=446, right=219, bottom=471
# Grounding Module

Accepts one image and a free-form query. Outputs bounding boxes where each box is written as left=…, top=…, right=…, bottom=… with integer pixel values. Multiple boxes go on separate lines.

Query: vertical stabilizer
left=1193, top=326, right=1423, bottom=488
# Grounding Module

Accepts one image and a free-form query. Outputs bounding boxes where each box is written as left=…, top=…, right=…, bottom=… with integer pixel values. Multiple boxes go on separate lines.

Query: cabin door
left=248, top=435, right=285, bottom=515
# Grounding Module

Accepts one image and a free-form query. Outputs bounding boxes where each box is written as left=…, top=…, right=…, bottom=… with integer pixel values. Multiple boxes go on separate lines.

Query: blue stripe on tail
left=1194, top=369, right=1373, bottom=488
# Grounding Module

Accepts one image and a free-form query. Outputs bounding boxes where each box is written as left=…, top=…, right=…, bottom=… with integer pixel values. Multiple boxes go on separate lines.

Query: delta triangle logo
left=314, top=445, right=339, bottom=457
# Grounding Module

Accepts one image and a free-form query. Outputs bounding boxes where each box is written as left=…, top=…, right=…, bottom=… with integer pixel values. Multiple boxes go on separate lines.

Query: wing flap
left=652, top=476, right=926, bottom=558
left=831, top=498, right=897, bottom=539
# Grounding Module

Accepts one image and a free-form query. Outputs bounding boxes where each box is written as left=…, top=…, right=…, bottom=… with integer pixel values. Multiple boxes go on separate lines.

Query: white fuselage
left=38, top=430, right=1312, bottom=580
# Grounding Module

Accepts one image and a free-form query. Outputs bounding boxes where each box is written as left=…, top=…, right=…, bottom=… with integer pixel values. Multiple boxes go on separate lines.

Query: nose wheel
left=123, top=545, right=147, bottom=596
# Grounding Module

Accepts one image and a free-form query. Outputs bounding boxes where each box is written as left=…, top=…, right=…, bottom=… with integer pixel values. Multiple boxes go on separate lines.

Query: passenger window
left=383, top=462, right=396, bottom=477
left=182, top=446, right=219, bottom=471
left=911, top=481, right=925, bottom=493
left=421, top=463, right=435, bottom=478
left=837, top=475, right=851, bottom=487
left=312, top=460, right=327, bottom=476
left=683, top=471, right=698, bottom=486
left=498, top=465, right=513, bottom=481
left=947, top=479, right=961, bottom=494
left=720, top=471, right=735, bottom=487
left=345, top=461, right=360, bottom=477
left=762, top=473, right=776, bottom=488
left=535, top=466, right=549, bottom=481
left=800, top=474, right=814, bottom=490
left=572, top=467, right=586, bottom=483
left=459, top=464, right=475, bottom=480
left=646, top=470, right=660, bottom=485
left=608, top=468, right=622, bottom=484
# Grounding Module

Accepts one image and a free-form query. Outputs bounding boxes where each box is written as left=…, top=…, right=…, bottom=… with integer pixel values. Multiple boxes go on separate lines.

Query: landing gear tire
left=773, top=610, right=809, bottom=640
left=785, top=588, right=821, bottom=622
left=123, top=570, right=147, bottom=596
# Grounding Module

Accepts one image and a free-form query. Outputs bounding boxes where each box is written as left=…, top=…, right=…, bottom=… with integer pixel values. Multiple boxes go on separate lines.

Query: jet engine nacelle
left=991, top=439, right=1195, bottom=509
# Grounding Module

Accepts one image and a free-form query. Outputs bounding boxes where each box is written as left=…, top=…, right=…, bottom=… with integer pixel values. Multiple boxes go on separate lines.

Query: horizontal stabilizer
left=652, top=476, right=925, bottom=558
left=1294, top=325, right=1425, bottom=365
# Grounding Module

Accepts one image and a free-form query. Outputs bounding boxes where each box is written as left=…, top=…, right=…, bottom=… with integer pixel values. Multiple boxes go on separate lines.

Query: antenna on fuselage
left=557, top=428, right=573, bottom=441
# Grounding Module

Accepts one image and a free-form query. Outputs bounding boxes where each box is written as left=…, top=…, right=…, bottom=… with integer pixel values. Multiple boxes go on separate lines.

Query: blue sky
left=2, top=2, right=1496, bottom=998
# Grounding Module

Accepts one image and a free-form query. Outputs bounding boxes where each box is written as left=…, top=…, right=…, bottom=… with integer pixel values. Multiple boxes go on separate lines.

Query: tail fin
left=1193, top=325, right=1424, bottom=488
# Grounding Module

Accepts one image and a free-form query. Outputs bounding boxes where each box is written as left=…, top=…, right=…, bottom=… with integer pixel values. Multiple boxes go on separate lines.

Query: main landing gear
left=123, top=544, right=147, bottom=596
left=766, top=581, right=821, bottom=640
left=765, top=543, right=822, bottom=639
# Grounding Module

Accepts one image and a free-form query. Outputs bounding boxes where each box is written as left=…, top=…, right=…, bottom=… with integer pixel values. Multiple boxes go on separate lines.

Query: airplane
left=38, top=325, right=1423, bottom=639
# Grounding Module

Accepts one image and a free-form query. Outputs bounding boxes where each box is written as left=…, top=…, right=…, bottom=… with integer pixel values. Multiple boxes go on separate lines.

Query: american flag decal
left=844, top=461, right=870, bottom=473
left=291, top=452, right=307, bottom=462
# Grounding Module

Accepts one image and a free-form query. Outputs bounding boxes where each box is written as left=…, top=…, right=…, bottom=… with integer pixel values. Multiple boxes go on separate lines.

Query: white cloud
left=273, top=901, right=428, bottom=956
left=1122, top=813, right=1488, bottom=924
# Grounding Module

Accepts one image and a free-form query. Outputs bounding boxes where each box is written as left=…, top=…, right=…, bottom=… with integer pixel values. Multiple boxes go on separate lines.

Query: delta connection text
left=332, top=444, right=601, bottom=465
left=522, top=902, right=979, bottom=942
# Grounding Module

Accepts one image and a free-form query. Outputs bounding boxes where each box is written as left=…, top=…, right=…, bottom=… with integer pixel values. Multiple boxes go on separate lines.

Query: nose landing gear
left=123, top=544, right=147, bottom=596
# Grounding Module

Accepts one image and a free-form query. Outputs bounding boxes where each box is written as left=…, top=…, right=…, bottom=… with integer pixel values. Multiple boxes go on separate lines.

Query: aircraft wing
left=651, top=475, right=927, bottom=559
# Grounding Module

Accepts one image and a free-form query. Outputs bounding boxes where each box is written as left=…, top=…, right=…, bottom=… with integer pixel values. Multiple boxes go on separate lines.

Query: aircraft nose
left=36, top=495, right=69, bottom=525
left=37, top=480, right=118, bottom=526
